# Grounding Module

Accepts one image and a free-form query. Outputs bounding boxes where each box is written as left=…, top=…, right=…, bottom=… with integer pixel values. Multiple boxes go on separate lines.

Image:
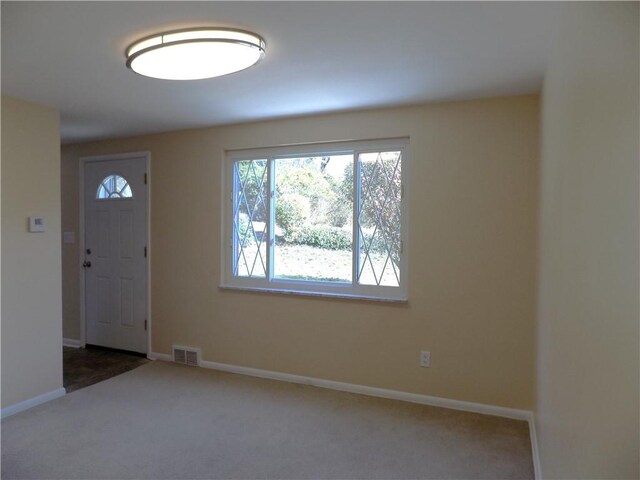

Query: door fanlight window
left=97, top=174, right=133, bottom=199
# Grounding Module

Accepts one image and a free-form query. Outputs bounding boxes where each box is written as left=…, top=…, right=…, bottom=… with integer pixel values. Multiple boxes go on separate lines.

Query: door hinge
left=144, top=246, right=147, bottom=258
left=144, top=173, right=147, bottom=185
left=144, top=319, right=147, bottom=331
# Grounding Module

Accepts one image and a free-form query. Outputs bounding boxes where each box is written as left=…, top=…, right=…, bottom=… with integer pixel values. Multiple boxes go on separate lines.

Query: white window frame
left=220, top=138, right=409, bottom=302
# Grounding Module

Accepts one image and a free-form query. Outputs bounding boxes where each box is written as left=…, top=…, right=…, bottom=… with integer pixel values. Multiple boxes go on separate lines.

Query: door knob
left=82, top=260, right=92, bottom=268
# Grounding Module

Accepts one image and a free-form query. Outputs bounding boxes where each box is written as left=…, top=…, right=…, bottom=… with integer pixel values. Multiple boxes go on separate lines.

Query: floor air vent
left=172, top=345, right=200, bottom=366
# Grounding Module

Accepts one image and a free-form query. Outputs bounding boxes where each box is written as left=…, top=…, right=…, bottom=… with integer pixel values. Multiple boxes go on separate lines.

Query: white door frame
left=78, top=152, right=151, bottom=354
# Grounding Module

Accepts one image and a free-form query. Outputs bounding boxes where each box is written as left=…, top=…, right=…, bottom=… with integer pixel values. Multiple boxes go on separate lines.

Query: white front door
left=84, top=156, right=148, bottom=353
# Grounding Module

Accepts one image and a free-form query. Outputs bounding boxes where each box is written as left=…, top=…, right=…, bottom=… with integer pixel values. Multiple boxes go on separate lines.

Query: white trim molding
left=62, top=337, right=82, bottom=348
left=1, top=388, right=66, bottom=419
left=147, top=352, right=172, bottom=362
left=148, top=352, right=531, bottom=421
left=529, top=412, right=542, bottom=479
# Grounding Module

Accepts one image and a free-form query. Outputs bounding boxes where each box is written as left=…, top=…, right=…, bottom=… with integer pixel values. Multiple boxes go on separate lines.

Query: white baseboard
left=149, top=351, right=531, bottom=421
left=62, top=337, right=81, bottom=348
left=528, top=413, right=542, bottom=479
left=147, top=352, right=172, bottom=362
left=1, top=388, right=66, bottom=419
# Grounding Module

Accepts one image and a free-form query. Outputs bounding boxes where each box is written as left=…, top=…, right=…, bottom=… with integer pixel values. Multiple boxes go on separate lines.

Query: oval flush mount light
left=126, top=28, right=266, bottom=80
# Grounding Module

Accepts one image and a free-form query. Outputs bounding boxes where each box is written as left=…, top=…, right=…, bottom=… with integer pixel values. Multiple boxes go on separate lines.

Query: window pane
left=96, top=175, right=133, bottom=199
left=233, top=159, right=268, bottom=278
left=358, top=151, right=402, bottom=287
left=274, top=155, right=353, bottom=282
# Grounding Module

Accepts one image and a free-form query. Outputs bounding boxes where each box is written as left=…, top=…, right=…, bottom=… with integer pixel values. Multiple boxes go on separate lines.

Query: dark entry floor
left=63, top=346, right=149, bottom=393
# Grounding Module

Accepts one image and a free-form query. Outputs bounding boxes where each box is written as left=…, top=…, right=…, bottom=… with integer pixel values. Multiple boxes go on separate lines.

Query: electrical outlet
left=420, top=350, right=431, bottom=368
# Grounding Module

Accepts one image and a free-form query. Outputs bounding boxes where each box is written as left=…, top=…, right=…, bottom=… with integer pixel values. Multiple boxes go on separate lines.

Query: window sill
left=218, top=285, right=408, bottom=304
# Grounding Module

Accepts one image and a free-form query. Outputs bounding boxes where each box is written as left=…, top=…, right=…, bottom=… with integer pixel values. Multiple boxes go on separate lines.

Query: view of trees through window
left=274, top=155, right=353, bottom=282
left=233, top=150, right=402, bottom=287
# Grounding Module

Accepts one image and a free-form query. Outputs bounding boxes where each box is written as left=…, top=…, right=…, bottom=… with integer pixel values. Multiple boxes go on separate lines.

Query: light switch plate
left=28, top=216, right=46, bottom=232
left=420, top=350, right=431, bottom=368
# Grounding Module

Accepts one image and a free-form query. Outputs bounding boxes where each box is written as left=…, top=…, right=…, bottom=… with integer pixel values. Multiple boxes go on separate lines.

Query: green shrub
left=237, top=216, right=254, bottom=246
left=276, top=194, right=310, bottom=236
left=289, top=225, right=352, bottom=250
left=360, top=230, right=398, bottom=257
left=326, top=200, right=352, bottom=228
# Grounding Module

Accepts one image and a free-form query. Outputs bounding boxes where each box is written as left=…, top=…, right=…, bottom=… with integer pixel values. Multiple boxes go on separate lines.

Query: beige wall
left=62, top=95, right=539, bottom=409
left=1, top=96, right=62, bottom=407
left=536, top=3, right=639, bottom=478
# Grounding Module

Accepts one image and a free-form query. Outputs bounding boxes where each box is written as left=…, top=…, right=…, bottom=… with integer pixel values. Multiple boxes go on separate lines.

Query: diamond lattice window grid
left=357, top=151, right=402, bottom=287
left=233, top=159, right=268, bottom=278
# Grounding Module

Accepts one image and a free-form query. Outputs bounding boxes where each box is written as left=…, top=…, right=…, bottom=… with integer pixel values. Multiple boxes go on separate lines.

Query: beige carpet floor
left=1, top=361, right=533, bottom=479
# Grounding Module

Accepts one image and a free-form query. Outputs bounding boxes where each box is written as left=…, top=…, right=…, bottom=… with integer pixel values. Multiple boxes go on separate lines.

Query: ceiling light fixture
left=126, top=28, right=266, bottom=80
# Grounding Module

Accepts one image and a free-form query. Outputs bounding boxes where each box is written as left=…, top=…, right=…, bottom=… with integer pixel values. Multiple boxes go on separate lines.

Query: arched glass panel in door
left=96, top=174, right=133, bottom=199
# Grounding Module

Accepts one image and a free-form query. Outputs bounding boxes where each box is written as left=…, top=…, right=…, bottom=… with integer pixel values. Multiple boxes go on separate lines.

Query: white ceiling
left=1, top=2, right=560, bottom=144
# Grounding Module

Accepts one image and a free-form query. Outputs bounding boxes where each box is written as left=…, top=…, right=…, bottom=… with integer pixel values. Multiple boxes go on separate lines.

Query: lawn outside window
left=221, top=138, right=409, bottom=301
